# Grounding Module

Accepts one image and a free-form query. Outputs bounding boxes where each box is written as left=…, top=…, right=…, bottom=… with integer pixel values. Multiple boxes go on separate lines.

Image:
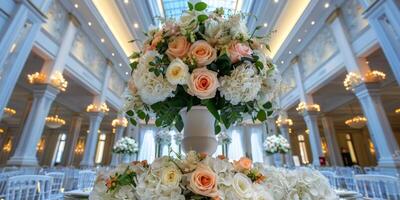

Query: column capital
left=290, top=56, right=299, bottom=64
left=68, top=13, right=81, bottom=27
left=326, top=8, right=341, bottom=24
left=88, top=111, right=105, bottom=119
left=32, top=84, right=60, bottom=99
left=353, top=82, right=381, bottom=98
left=301, top=110, right=320, bottom=117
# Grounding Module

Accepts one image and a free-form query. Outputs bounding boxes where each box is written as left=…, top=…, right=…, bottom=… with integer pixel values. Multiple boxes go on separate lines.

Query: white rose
left=253, top=184, right=274, bottom=200
left=114, top=185, right=135, bottom=199
left=179, top=11, right=198, bottom=32
left=161, top=166, right=182, bottom=187
left=166, top=58, right=189, bottom=85
left=139, top=50, right=160, bottom=66
left=230, top=21, right=249, bottom=40
left=232, top=173, right=254, bottom=199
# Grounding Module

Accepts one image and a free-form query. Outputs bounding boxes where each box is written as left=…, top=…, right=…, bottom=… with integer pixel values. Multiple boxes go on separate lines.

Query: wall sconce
left=86, top=103, right=109, bottom=113
left=36, top=138, right=45, bottom=152
left=296, top=102, right=320, bottom=113
left=2, top=138, right=12, bottom=153
left=27, top=72, right=46, bottom=84
left=75, top=138, right=85, bottom=155
left=343, top=70, right=386, bottom=91
left=3, top=107, right=16, bottom=119
left=112, top=118, right=128, bottom=128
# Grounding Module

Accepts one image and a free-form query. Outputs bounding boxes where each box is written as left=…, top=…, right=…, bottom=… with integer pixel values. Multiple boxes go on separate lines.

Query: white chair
left=77, top=170, right=96, bottom=191
left=320, top=171, right=337, bottom=189
left=0, top=171, right=22, bottom=198
left=355, top=174, right=400, bottom=199
left=46, top=172, right=65, bottom=200
left=6, top=175, right=53, bottom=200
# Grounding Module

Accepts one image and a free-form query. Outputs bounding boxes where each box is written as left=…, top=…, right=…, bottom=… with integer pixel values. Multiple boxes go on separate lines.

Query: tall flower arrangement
left=263, top=135, right=290, bottom=154
left=112, top=137, right=139, bottom=155
left=124, top=1, right=281, bottom=133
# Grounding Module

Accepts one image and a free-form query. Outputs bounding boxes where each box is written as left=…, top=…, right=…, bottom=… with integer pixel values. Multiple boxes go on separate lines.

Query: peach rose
left=149, top=31, right=163, bottom=50
left=233, top=157, right=252, bottom=172
left=189, top=40, right=217, bottom=67
left=187, top=67, right=219, bottom=99
left=127, top=79, right=137, bottom=94
left=227, top=42, right=253, bottom=63
left=166, top=36, right=190, bottom=60
left=189, top=164, right=218, bottom=198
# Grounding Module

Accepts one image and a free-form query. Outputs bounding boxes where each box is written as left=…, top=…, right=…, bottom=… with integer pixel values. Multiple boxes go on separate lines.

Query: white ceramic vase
left=119, top=154, right=131, bottom=164
left=179, top=106, right=218, bottom=155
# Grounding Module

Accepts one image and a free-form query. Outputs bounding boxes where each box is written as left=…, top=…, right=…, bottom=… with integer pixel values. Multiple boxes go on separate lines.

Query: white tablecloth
left=64, top=189, right=91, bottom=199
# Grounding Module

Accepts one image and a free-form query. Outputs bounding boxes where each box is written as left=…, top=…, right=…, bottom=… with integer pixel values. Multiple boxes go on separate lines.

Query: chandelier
left=0, top=128, right=4, bottom=134
left=112, top=118, right=128, bottom=127
left=396, top=108, right=400, bottom=114
left=3, top=107, right=16, bottom=118
left=86, top=103, right=109, bottom=113
left=50, top=71, right=68, bottom=92
left=345, top=115, right=367, bottom=129
left=45, top=115, right=66, bottom=129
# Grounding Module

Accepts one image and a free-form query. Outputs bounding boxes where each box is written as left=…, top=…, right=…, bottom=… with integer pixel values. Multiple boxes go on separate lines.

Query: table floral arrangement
left=263, top=135, right=290, bottom=154
left=123, top=0, right=281, bottom=133
left=90, top=151, right=337, bottom=200
left=112, top=137, right=139, bottom=155
left=155, top=129, right=173, bottom=145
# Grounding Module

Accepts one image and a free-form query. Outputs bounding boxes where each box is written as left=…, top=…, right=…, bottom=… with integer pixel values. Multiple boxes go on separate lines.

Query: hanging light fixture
left=45, top=115, right=66, bottom=129
left=0, top=128, right=4, bottom=134
left=345, top=116, right=367, bottom=129
left=396, top=108, right=400, bottom=114
left=345, top=104, right=367, bottom=129
left=112, top=117, right=128, bottom=127
left=3, top=107, right=16, bottom=119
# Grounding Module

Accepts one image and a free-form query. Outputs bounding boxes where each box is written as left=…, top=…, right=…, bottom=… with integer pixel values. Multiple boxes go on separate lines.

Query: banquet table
left=335, top=190, right=363, bottom=200
left=64, top=189, right=91, bottom=200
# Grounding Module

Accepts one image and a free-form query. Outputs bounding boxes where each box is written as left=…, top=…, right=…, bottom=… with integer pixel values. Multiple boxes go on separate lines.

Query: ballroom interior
left=0, top=0, right=400, bottom=198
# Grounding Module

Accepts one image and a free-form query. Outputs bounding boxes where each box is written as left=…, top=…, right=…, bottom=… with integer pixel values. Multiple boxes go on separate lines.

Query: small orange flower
left=217, top=155, right=226, bottom=160
left=199, top=152, right=208, bottom=160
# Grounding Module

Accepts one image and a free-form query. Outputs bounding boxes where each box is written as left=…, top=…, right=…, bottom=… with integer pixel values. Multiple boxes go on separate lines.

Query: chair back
left=320, top=171, right=337, bottom=189
left=0, top=171, right=22, bottom=198
left=45, top=172, right=64, bottom=197
left=355, top=174, right=400, bottom=199
left=6, top=175, right=53, bottom=200
left=77, top=170, right=96, bottom=190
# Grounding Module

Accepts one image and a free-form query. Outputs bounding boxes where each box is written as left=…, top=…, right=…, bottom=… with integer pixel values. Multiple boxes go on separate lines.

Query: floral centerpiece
left=112, top=137, right=139, bottom=155
left=90, top=151, right=337, bottom=200
left=263, top=135, right=290, bottom=155
left=123, top=0, right=281, bottom=133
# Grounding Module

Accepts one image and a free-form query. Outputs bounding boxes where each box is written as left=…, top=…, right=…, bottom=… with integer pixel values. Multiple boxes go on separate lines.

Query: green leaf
left=202, top=99, right=220, bottom=121
left=145, top=114, right=150, bottom=124
left=214, top=120, right=221, bottom=134
left=130, top=62, right=138, bottom=71
left=137, top=110, right=146, bottom=120
left=188, top=2, right=193, bottom=10
left=175, top=115, right=184, bottom=132
left=155, top=118, right=162, bottom=127
left=194, top=2, right=207, bottom=11
left=263, top=101, right=272, bottom=109
left=257, top=110, right=267, bottom=121
left=267, top=110, right=274, bottom=116
left=126, top=110, right=134, bottom=116
left=197, top=14, right=208, bottom=23
left=129, top=118, right=137, bottom=126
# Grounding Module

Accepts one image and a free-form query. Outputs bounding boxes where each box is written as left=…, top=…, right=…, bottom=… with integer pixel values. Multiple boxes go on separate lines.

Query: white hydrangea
left=263, top=135, right=290, bottom=154
left=219, top=62, right=262, bottom=105
left=257, top=66, right=282, bottom=105
left=112, top=137, right=139, bottom=155
left=132, top=51, right=176, bottom=105
left=228, top=14, right=249, bottom=40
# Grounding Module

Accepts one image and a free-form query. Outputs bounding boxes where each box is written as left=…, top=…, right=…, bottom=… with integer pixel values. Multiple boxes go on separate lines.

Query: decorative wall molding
left=42, top=0, right=68, bottom=43
left=342, top=0, right=369, bottom=40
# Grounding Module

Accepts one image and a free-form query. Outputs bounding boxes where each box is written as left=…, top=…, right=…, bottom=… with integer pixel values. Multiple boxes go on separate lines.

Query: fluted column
left=7, top=84, right=59, bottom=166
left=354, top=83, right=400, bottom=170
left=279, top=124, right=294, bottom=167
left=321, top=116, right=343, bottom=166
left=0, top=0, right=49, bottom=120
left=358, top=0, right=400, bottom=85
left=80, top=112, right=104, bottom=167
left=65, top=115, right=83, bottom=166
left=110, top=125, right=126, bottom=166
left=302, top=111, right=324, bottom=166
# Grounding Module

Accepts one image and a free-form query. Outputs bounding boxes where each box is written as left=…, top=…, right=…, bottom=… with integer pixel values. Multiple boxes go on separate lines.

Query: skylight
left=162, top=0, right=246, bottom=20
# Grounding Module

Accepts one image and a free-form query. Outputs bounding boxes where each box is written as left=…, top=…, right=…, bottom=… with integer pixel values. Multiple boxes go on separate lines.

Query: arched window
left=346, top=134, right=358, bottom=163
left=298, top=134, right=309, bottom=164
left=228, top=128, right=244, bottom=161
left=53, top=133, right=67, bottom=165
left=251, top=129, right=264, bottom=163
left=95, top=133, right=106, bottom=164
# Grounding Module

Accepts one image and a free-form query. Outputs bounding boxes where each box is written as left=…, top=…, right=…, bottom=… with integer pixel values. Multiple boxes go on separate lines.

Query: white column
left=354, top=83, right=400, bottom=170
left=110, top=125, right=126, bottom=166
left=359, top=0, right=400, bottom=85
left=292, top=57, right=314, bottom=103
left=65, top=115, right=83, bottom=166
left=279, top=124, right=294, bottom=167
left=321, top=116, right=344, bottom=166
left=0, top=1, right=47, bottom=120
left=7, top=84, right=59, bottom=166
left=264, top=119, right=276, bottom=166
left=80, top=112, right=104, bottom=167
left=302, top=111, right=324, bottom=166
left=41, top=14, right=79, bottom=80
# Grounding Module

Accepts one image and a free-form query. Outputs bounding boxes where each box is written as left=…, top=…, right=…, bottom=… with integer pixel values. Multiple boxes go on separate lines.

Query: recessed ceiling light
left=280, top=60, right=284, bottom=64
left=112, top=53, right=115, bottom=57
left=124, top=0, right=129, bottom=4
left=297, top=38, right=302, bottom=42
left=366, top=61, right=369, bottom=64
left=133, top=23, right=139, bottom=28
left=274, top=0, right=279, bottom=3
left=88, top=22, right=92, bottom=26
left=311, top=21, right=315, bottom=25
left=263, top=23, right=268, bottom=27
left=288, top=51, right=292, bottom=54
left=119, top=63, right=122, bottom=67
left=101, top=38, right=105, bottom=43
left=324, top=2, right=330, bottom=8
left=74, top=4, right=79, bottom=8
left=125, top=72, right=129, bottom=75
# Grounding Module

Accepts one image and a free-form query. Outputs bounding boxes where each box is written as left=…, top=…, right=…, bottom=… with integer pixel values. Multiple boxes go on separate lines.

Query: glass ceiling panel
left=162, top=0, right=241, bottom=20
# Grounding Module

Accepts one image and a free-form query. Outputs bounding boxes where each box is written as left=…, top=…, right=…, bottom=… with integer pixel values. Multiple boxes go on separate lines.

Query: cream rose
left=166, top=36, right=191, bottom=60
left=189, top=40, right=217, bottom=67
left=187, top=67, right=219, bottom=99
left=161, top=166, right=182, bottom=187
left=179, top=11, right=198, bottom=32
left=166, top=58, right=189, bottom=85
left=188, top=164, right=218, bottom=198
left=232, top=173, right=254, bottom=199
left=227, top=42, right=253, bottom=63
left=233, top=157, right=252, bottom=172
